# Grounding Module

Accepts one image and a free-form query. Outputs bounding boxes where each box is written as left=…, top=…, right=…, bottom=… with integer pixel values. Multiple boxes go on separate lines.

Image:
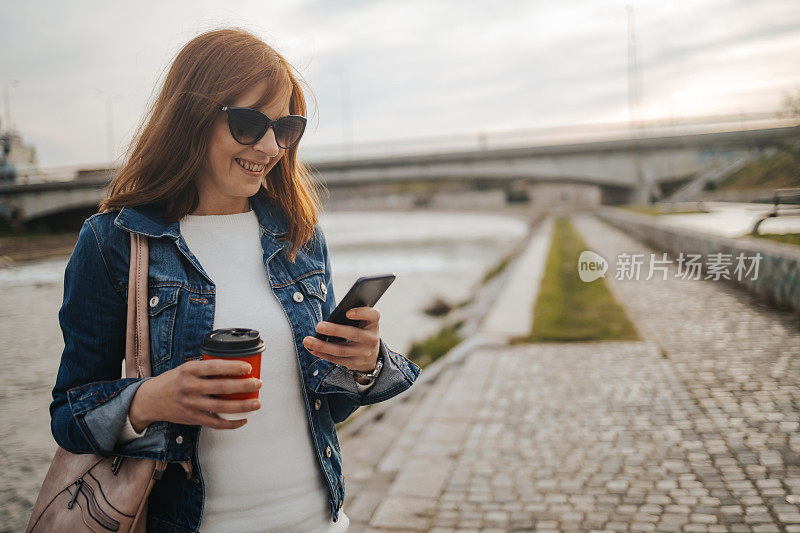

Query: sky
left=1, top=0, right=799, bottom=168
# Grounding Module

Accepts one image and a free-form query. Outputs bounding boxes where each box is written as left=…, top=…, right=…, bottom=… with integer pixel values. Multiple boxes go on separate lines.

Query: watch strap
left=352, top=352, right=384, bottom=383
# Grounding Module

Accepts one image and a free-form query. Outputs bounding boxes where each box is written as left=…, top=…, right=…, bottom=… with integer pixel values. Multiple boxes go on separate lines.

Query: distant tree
left=779, top=89, right=800, bottom=148
left=779, top=89, right=800, bottom=122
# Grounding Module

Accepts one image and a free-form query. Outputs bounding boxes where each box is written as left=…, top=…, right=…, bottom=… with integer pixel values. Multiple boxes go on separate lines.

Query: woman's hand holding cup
left=130, top=329, right=264, bottom=432
left=129, top=358, right=262, bottom=431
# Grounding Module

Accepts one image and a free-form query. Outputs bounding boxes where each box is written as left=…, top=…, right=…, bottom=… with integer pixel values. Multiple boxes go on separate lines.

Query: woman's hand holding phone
left=302, top=306, right=381, bottom=373
left=302, top=273, right=395, bottom=373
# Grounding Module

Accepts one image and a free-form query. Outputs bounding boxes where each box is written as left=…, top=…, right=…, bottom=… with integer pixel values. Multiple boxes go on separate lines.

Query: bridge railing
left=5, top=111, right=798, bottom=184
left=298, top=111, right=797, bottom=162
left=11, top=164, right=83, bottom=184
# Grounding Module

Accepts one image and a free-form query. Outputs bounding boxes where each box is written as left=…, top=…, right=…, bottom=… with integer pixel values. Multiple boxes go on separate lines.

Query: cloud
left=1, top=0, right=798, bottom=167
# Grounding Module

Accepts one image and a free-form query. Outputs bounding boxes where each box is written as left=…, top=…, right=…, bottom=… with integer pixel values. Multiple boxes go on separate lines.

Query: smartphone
left=315, top=273, right=397, bottom=344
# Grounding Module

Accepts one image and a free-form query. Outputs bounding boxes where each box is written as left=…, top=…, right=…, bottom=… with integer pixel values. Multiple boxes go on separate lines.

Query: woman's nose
left=254, top=127, right=280, bottom=157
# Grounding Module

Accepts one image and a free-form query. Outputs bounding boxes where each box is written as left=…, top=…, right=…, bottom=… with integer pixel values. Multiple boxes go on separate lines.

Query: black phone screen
left=314, top=273, right=396, bottom=343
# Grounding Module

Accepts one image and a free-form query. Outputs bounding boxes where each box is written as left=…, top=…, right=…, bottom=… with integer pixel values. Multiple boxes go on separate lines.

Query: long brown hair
left=99, top=28, right=322, bottom=262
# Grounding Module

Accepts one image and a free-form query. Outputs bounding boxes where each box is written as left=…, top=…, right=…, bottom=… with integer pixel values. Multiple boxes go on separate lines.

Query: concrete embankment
left=597, top=207, right=800, bottom=317
left=0, top=233, right=79, bottom=268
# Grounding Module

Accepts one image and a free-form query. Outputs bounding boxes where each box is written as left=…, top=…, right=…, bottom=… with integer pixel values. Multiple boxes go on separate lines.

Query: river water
left=0, top=208, right=529, bottom=530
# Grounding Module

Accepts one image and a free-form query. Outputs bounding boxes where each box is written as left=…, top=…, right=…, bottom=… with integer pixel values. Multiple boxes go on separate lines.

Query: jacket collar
left=113, top=188, right=289, bottom=239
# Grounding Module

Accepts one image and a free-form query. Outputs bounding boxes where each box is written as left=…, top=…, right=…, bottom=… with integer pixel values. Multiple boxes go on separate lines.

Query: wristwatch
left=351, top=352, right=383, bottom=385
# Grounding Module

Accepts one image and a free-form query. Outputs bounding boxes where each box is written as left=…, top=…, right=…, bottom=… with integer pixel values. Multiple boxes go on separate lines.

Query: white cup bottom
left=217, top=410, right=257, bottom=421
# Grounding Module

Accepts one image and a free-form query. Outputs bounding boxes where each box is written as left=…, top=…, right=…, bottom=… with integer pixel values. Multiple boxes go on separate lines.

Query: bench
left=750, top=187, right=800, bottom=235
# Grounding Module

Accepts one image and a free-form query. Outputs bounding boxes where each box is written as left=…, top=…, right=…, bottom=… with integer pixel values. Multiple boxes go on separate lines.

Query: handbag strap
left=125, top=233, right=152, bottom=380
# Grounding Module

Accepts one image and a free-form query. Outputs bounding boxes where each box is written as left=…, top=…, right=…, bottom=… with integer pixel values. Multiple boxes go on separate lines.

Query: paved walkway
left=339, top=214, right=800, bottom=532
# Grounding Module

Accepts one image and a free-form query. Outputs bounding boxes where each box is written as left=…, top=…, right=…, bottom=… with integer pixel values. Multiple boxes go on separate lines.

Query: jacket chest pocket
left=147, top=285, right=181, bottom=367
left=295, top=274, right=328, bottom=325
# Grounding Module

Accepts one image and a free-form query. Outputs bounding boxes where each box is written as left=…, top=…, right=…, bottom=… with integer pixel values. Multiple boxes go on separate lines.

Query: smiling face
left=192, top=79, right=292, bottom=215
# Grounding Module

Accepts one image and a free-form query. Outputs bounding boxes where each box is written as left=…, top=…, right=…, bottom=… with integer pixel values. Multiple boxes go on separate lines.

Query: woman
left=49, top=28, right=421, bottom=532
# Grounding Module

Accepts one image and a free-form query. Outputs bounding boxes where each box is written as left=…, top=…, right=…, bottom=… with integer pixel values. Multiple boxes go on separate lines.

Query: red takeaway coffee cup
left=201, top=328, right=264, bottom=421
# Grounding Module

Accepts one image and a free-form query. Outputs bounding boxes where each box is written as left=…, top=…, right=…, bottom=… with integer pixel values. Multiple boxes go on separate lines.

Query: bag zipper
left=66, top=478, right=83, bottom=509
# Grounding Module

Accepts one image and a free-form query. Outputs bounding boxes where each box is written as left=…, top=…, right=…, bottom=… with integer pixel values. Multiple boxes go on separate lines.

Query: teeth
left=236, top=158, right=265, bottom=172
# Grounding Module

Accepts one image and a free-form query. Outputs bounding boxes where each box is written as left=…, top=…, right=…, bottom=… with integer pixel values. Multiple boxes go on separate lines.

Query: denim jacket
left=49, top=189, right=421, bottom=532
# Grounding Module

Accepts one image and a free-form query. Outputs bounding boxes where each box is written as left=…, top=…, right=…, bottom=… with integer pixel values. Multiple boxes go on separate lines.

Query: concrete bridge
left=1, top=125, right=796, bottom=227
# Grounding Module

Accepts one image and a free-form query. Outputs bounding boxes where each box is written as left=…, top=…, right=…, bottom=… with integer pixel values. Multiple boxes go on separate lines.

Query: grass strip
left=618, top=205, right=707, bottom=216
left=750, top=233, right=800, bottom=247
left=515, top=217, right=639, bottom=343
left=407, top=320, right=464, bottom=368
left=481, top=252, right=514, bottom=284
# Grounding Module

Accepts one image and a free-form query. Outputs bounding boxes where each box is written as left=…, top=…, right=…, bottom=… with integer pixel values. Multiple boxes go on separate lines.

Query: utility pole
left=626, top=5, right=641, bottom=136
left=338, top=67, right=353, bottom=159
left=106, top=95, right=115, bottom=162
left=627, top=5, right=650, bottom=203
left=95, top=90, right=117, bottom=163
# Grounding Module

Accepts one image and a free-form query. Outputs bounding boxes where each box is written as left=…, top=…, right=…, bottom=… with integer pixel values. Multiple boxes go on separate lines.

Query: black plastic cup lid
left=201, top=328, right=265, bottom=357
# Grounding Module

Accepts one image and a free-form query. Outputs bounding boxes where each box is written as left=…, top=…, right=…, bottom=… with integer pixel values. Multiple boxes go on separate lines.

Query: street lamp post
left=94, top=90, right=118, bottom=163
left=337, top=67, right=353, bottom=159
left=3, top=79, right=20, bottom=133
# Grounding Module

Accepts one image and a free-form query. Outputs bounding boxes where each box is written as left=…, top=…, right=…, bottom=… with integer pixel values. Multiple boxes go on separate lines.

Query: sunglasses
left=220, top=106, right=307, bottom=149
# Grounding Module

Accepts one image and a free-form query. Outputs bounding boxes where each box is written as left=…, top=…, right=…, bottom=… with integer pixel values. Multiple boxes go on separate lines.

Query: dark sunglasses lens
left=227, top=109, right=266, bottom=144
left=274, top=116, right=306, bottom=148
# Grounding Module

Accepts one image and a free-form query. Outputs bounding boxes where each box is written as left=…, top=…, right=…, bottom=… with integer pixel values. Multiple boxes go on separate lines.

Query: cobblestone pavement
left=340, top=214, right=800, bottom=532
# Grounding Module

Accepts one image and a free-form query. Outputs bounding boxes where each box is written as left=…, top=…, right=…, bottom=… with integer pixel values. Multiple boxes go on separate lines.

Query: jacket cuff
left=319, top=348, right=382, bottom=397
left=318, top=338, right=420, bottom=404
left=67, top=377, right=152, bottom=455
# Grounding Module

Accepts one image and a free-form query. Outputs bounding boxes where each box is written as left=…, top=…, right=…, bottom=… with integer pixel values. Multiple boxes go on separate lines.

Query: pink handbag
left=26, top=232, right=168, bottom=532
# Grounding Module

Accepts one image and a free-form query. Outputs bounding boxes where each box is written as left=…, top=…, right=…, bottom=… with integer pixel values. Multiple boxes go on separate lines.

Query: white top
left=119, top=208, right=350, bottom=532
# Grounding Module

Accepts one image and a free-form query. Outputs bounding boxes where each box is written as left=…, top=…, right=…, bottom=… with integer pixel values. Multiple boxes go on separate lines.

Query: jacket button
left=314, top=399, right=321, bottom=411
left=325, top=446, right=331, bottom=458
left=175, top=435, right=183, bottom=444
left=320, top=282, right=327, bottom=295
left=149, top=296, right=159, bottom=307
left=312, top=369, right=319, bottom=377
left=293, top=291, right=304, bottom=302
